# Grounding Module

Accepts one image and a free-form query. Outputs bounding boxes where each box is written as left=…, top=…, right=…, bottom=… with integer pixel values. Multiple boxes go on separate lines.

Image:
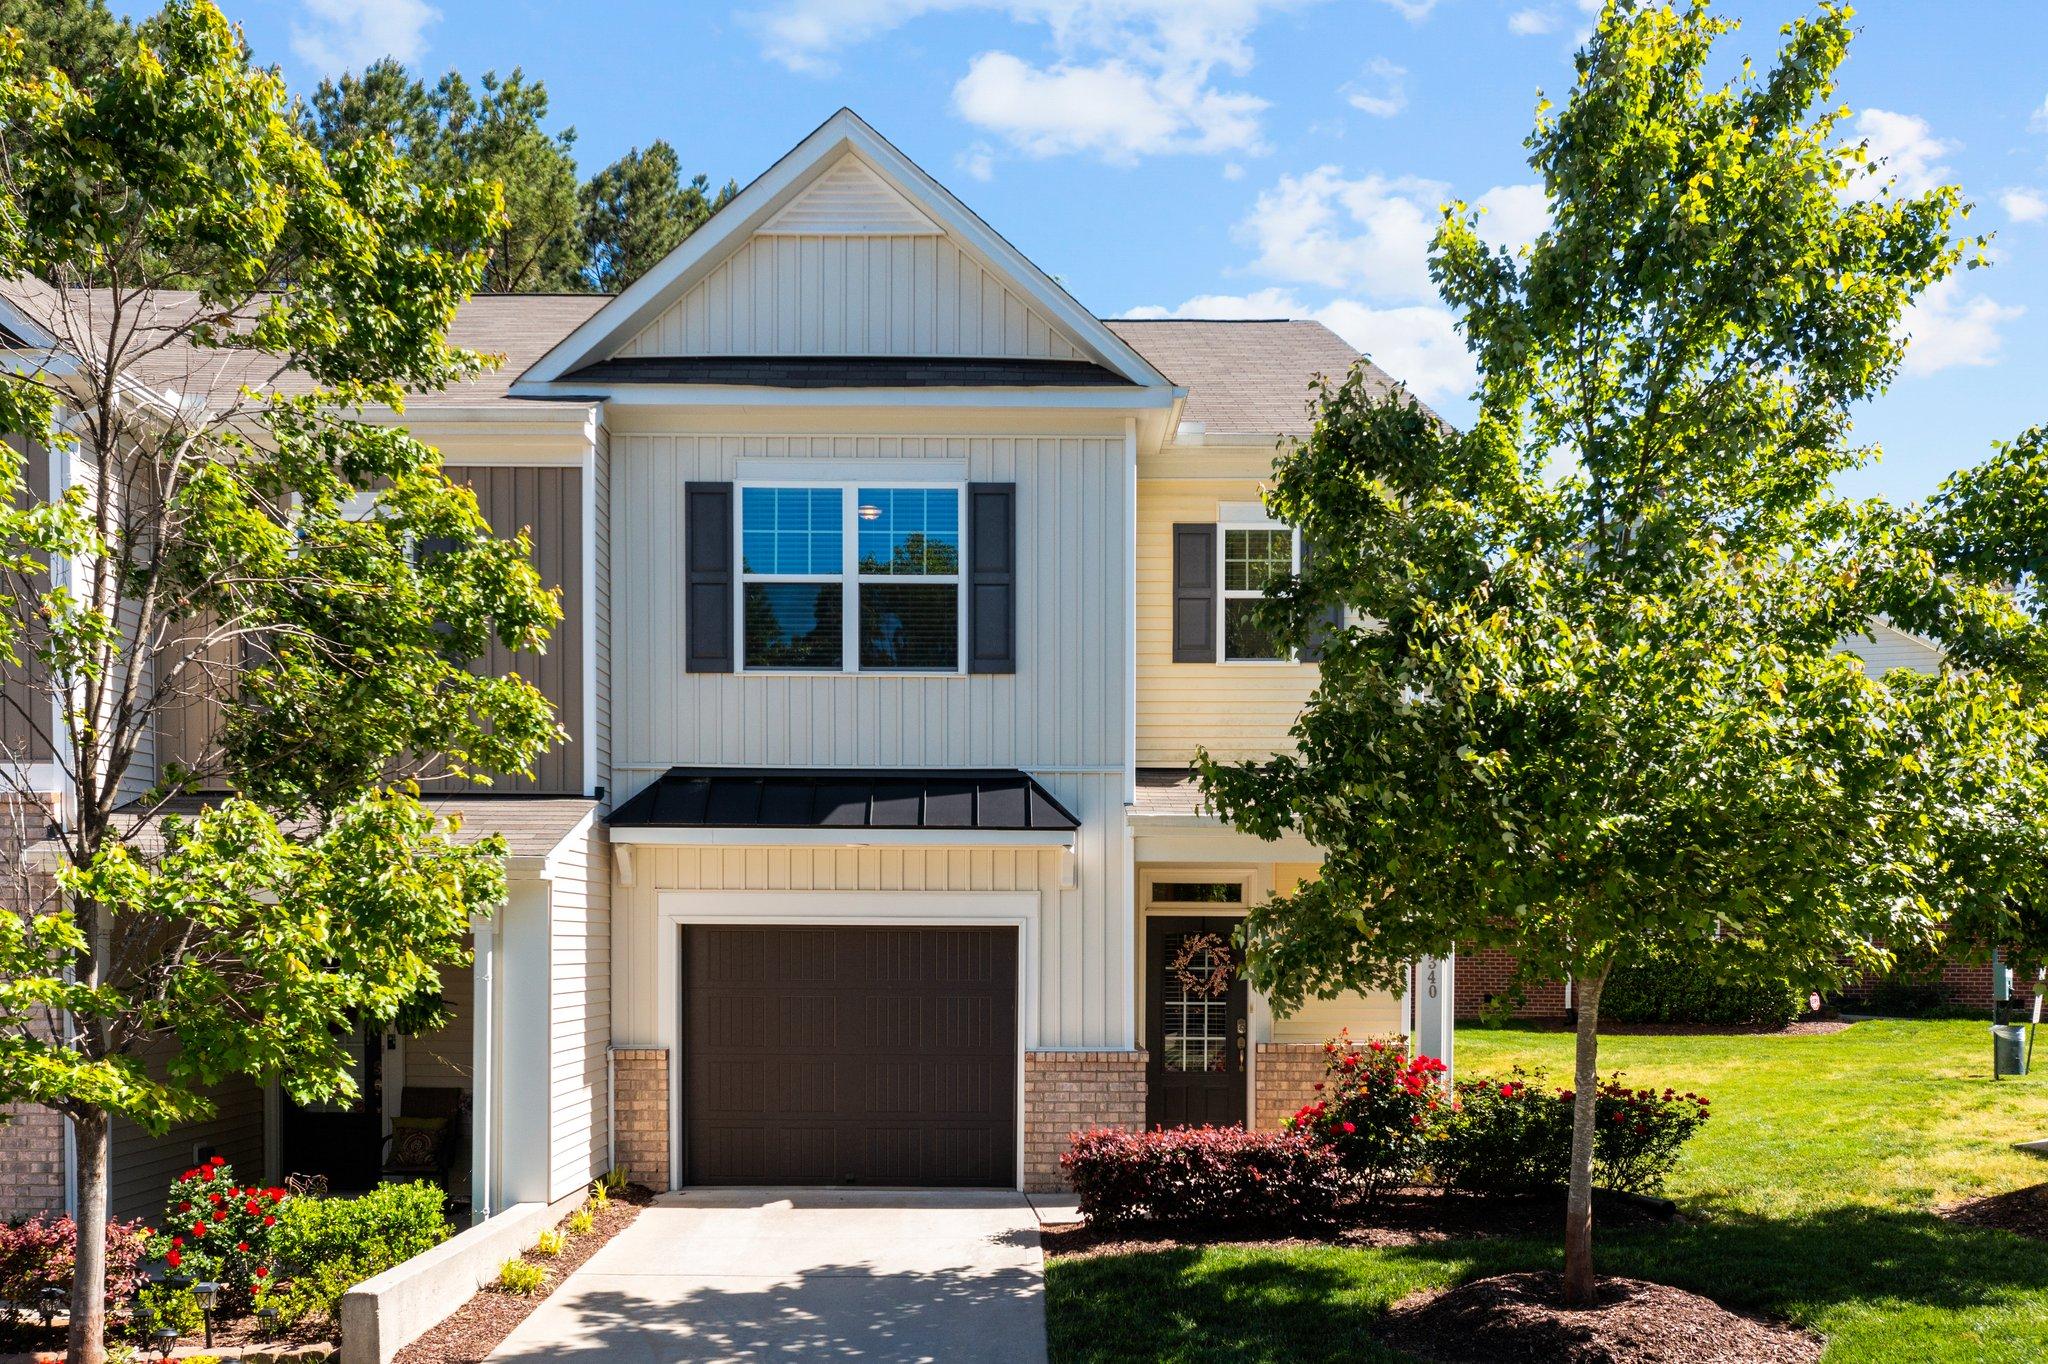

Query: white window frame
left=734, top=479, right=968, bottom=676
left=1218, top=519, right=1302, bottom=665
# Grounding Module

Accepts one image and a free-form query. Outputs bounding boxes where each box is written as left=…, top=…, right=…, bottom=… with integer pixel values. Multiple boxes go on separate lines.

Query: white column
left=471, top=921, right=495, bottom=1222
left=1414, top=954, right=1455, bottom=1087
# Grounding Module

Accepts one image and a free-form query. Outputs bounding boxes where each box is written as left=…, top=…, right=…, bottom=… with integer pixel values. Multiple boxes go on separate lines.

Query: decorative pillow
left=387, top=1116, right=448, bottom=1171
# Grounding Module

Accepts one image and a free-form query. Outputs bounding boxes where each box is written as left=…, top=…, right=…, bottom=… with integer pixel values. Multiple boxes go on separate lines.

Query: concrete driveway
left=484, top=1189, right=1048, bottom=1363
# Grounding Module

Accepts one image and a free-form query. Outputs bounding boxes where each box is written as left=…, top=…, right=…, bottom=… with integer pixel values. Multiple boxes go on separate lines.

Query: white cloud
left=1847, top=109, right=1956, bottom=199
left=1240, top=168, right=1545, bottom=302
left=1125, top=288, right=1473, bottom=403
left=2002, top=188, right=2048, bottom=223
left=291, top=0, right=439, bottom=72
left=747, top=1, right=1319, bottom=165
left=1507, top=8, right=1556, bottom=35
left=1898, top=276, right=2023, bottom=377
left=1343, top=59, right=1407, bottom=118
left=1376, top=0, right=1441, bottom=18
left=957, top=143, right=997, bottom=181
left=954, top=52, right=1266, bottom=160
left=2030, top=94, right=2048, bottom=133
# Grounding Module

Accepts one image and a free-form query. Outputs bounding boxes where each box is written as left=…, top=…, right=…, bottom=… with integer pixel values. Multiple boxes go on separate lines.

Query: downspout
left=605, top=1045, right=617, bottom=1175
left=471, top=919, right=495, bottom=1222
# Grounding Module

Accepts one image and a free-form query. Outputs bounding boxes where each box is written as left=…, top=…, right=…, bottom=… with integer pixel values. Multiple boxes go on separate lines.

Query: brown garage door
left=682, top=925, right=1018, bottom=1187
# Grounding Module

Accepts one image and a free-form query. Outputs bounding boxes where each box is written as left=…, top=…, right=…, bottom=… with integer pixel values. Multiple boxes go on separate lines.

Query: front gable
left=517, top=110, right=1172, bottom=390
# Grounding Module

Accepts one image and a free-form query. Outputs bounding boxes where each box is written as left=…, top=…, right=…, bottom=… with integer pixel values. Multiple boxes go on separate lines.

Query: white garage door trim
left=655, top=890, right=1041, bottom=1191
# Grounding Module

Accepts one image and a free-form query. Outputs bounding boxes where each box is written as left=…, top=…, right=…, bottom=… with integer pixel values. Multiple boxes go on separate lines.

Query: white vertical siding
left=546, top=819, right=611, bottom=1201
left=592, top=426, right=613, bottom=799
left=617, top=234, right=1087, bottom=360
left=611, top=771, right=1128, bottom=1050
left=1836, top=620, right=1944, bottom=676
left=611, top=433, right=1127, bottom=783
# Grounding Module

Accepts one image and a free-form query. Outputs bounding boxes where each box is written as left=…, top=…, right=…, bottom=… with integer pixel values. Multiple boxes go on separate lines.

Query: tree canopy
left=0, top=4, right=562, bottom=1355
left=581, top=140, right=735, bottom=294
left=1198, top=0, right=2048, bottom=1303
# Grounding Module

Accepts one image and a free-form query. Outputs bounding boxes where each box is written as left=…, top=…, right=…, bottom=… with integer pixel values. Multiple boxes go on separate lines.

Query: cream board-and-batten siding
left=542, top=819, right=611, bottom=1203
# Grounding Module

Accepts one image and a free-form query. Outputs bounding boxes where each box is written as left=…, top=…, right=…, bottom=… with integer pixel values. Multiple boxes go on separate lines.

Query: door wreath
left=1168, top=932, right=1236, bottom=999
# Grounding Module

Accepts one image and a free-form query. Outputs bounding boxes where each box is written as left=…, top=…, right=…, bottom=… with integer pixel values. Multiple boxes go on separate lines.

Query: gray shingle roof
left=1105, top=319, right=1403, bottom=438
left=31, top=796, right=596, bottom=862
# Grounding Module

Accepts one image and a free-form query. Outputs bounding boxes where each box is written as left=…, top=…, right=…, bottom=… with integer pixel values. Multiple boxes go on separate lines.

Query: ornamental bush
left=264, top=1181, right=447, bottom=1329
left=0, top=1213, right=149, bottom=1315
left=1061, top=1126, right=1349, bottom=1229
left=1601, top=948, right=1807, bottom=1027
left=1435, top=1071, right=1711, bottom=1195
left=1285, top=1035, right=1449, bottom=1200
left=144, top=1158, right=289, bottom=1312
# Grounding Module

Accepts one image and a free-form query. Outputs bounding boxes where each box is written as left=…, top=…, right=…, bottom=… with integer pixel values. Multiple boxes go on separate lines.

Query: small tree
left=1198, top=0, right=2048, bottom=1305
left=0, top=5, right=561, bottom=1358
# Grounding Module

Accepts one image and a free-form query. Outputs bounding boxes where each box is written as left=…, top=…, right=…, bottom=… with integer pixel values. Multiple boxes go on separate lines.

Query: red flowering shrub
left=0, top=1213, right=149, bottom=1310
left=143, top=1157, right=289, bottom=1310
left=1285, top=1034, right=1449, bottom=1200
left=1436, top=1070, right=1711, bottom=1195
left=1060, top=1126, right=1349, bottom=1229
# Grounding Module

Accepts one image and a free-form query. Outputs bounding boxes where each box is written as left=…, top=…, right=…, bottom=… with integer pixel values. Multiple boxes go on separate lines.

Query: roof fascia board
left=517, top=109, right=1177, bottom=392
left=517, top=382, right=1180, bottom=412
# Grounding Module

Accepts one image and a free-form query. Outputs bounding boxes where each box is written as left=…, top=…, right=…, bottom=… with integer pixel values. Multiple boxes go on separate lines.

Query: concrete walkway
left=484, top=1189, right=1048, bottom=1363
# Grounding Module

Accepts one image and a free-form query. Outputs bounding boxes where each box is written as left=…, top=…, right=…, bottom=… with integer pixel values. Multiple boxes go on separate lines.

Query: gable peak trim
left=758, top=153, right=943, bottom=236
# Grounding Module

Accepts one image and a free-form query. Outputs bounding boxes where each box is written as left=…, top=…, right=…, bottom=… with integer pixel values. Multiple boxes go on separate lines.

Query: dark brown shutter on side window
left=1172, top=523, right=1218, bottom=663
left=686, top=481, right=734, bottom=673
left=968, top=482, right=1017, bottom=674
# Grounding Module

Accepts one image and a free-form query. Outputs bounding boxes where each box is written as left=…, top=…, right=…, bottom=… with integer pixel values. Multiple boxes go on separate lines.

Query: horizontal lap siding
left=1266, top=864, right=1401, bottom=1041
left=619, top=233, right=1085, bottom=360
left=1138, top=478, right=1319, bottom=765
left=1, top=437, right=50, bottom=762
left=402, top=946, right=475, bottom=1092
left=548, top=820, right=611, bottom=1201
left=110, top=1041, right=265, bottom=1222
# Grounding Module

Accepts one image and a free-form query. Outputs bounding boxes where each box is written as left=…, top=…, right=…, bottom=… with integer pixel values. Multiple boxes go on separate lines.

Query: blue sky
left=216, top=0, right=2047, bottom=504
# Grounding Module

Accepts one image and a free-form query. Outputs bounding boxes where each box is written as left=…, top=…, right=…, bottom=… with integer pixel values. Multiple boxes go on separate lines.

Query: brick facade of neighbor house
left=1253, top=1044, right=1329, bottom=1131
left=1022, top=1050, right=1147, bottom=1192
left=1455, top=946, right=1572, bottom=1022
left=1835, top=956, right=2005, bottom=1011
left=610, top=1047, right=670, bottom=1192
left=0, top=1102, right=67, bottom=1215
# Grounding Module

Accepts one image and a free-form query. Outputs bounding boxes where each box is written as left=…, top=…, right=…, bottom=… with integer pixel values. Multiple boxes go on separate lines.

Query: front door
left=281, top=1019, right=384, bottom=1191
left=1146, top=916, right=1249, bottom=1129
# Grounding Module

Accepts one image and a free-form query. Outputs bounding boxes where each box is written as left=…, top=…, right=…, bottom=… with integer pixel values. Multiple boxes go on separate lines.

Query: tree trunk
left=1563, top=965, right=1609, bottom=1306
left=67, top=1108, right=110, bottom=1364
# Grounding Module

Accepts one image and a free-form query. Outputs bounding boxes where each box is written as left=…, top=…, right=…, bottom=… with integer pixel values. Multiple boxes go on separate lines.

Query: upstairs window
left=740, top=483, right=963, bottom=673
left=1220, top=525, right=1300, bottom=662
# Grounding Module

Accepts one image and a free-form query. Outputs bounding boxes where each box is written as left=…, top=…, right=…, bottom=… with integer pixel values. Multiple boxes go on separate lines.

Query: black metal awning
left=607, top=767, right=1080, bottom=834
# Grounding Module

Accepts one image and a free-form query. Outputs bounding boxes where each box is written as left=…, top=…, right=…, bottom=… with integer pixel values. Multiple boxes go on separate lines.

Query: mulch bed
left=392, top=1185, right=653, bottom=1364
left=1041, top=1185, right=1675, bottom=1260
left=1379, top=1271, right=1823, bottom=1364
left=1942, top=1183, right=2048, bottom=1243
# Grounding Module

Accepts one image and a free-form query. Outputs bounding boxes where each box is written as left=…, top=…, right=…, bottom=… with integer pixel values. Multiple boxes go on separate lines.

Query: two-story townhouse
left=0, top=110, right=1435, bottom=1224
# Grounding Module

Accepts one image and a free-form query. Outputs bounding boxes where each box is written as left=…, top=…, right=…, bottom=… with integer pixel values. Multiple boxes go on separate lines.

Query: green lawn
left=1045, top=1020, right=2048, bottom=1363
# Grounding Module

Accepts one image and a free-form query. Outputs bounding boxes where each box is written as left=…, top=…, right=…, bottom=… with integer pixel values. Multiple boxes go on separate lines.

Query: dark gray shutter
left=1172, top=523, right=1218, bottom=663
left=968, top=482, right=1017, bottom=674
left=686, top=482, right=734, bottom=673
left=1298, top=538, right=1346, bottom=663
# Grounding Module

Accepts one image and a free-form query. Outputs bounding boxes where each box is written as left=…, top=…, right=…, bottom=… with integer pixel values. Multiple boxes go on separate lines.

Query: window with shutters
left=738, top=482, right=964, bottom=673
left=1219, top=523, right=1300, bottom=662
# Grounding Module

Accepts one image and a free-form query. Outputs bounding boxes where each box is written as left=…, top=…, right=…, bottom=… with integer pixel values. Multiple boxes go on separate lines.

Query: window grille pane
left=857, top=487, right=961, bottom=575
left=1224, top=598, right=1285, bottom=660
left=1151, top=882, right=1246, bottom=903
left=859, top=583, right=958, bottom=670
left=744, top=583, right=843, bottom=669
left=1223, top=527, right=1293, bottom=592
left=742, top=487, right=842, bottom=574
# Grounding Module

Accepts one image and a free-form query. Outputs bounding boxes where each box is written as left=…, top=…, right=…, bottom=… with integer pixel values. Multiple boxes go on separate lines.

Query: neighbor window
left=1220, top=525, right=1300, bottom=661
left=740, top=483, right=963, bottom=672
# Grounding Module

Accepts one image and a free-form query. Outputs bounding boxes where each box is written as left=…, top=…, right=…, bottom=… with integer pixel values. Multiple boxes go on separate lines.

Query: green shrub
left=1602, top=948, right=1807, bottom=1027
left=567, top=1209, right=594, bottom=1236
left=264, top=1182, right=447, bottom=1328
left=532, top=1229, right=564, bottom=1257
left=1434, top=1071, right=1713, bottom=1195
left=496, top=1259, right=547, bottom=1295
left=131, top=1283, right=203, bottom=1341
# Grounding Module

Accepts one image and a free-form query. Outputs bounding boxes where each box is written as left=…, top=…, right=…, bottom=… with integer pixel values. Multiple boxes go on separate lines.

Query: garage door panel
left=683, top=925, right=1017, bottom=1187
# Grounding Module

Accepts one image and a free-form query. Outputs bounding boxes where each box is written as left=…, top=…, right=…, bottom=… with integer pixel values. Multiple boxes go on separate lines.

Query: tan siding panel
left=110, top=1043, right=266, bottom=1223
left=1, top=437, right=51, bottom=761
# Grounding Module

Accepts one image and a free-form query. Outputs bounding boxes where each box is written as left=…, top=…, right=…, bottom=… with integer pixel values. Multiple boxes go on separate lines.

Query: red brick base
left=0, top=1102, right=67, bottom=1217
left=1253, top=1044, right=1327, bottom=1131
left=1022, top=1050, right=1147, bottom=1192
left=612, top=1047, right=670, bottom=1192
left=1454, top=946, right=1571, bottom=1022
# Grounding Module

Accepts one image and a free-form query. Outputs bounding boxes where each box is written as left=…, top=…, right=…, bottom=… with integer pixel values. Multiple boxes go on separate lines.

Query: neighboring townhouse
left=0, top=109, right=1435, bottom=1219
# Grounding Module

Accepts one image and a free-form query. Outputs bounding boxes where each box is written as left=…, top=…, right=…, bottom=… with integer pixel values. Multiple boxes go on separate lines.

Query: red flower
left=1409, top=1114, right=1425, bottom=1127
left=263, top=1214, right=276, bottom=1227
left=237, top=1241, right=250, bottom=1253
left=254, top=1266, right=269, bottom=1279
left=170, top=1236, right=183, bottom=1248
left=165, top=1249, right=181, bottom=1269
left=179, top=1200, right=193, bottom=1212
left=1339, top=1121, right=1356, bottom=1135
left=208, top=1192, right=223, bottom=1205
left=1368, top=1040, right=1386, bottom=1052
left=245, top=1201, right=262, bottom=1215
left=210, top=1155, right=227, bottom=1167
left=192, top=1222, right=207, bottom=1239
left=213, top=1208, right=229, bottom=1222
left=268, top=1189, right=286, bottom=1203
left=1499, top=1083, right=1516, bottom=1098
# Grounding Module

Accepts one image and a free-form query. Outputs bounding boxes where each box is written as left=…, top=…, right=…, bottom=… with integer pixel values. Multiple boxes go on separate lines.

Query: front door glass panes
left=1161, top=932, right=1233, bottom=1073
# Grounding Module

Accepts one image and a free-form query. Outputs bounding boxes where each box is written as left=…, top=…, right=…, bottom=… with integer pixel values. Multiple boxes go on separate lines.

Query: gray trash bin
left=1993, top=1023, right=2030, bottom=1077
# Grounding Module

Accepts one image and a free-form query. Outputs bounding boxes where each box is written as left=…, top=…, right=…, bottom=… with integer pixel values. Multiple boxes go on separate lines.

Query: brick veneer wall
left=1253, top=1044, right=1327, bottom=1131
left=1022, top=1050, right=1147, bottom=1192
left=0, top=1102, right=66, bottom=1216
left=1455, top=946, right=1571, bottom=1022
left=611, top=1047, right=670, bottom=1192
